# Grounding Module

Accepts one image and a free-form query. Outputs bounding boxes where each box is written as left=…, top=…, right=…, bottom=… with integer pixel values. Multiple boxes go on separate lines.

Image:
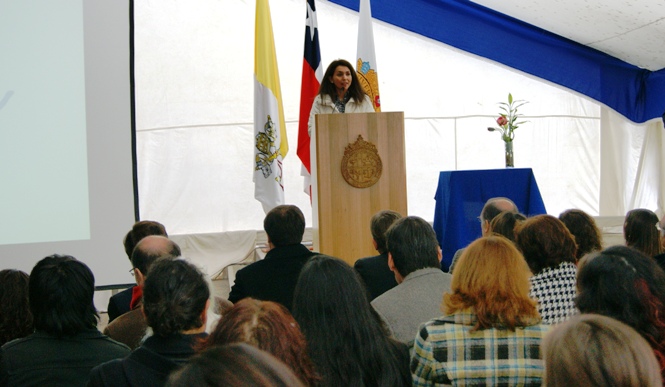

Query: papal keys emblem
left=341, top=135, right=382, bottom=188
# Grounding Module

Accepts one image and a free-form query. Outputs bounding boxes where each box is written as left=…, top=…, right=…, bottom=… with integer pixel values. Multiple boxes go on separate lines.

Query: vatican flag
left=254, top=0, right=287, bottom=213
left=356, top=0, right=380, bottom=111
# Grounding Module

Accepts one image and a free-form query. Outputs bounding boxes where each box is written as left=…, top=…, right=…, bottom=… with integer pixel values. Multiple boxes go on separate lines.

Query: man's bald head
left=480, top=197, right=518, bottom=235
left=131, top=235, right=181, bottom=279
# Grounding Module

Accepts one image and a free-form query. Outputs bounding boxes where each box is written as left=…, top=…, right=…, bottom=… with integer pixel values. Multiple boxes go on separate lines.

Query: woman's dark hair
left=29, top=255, right=98, bottom=337
left=576, top=245, right=665, bottom=375
left=166, top=343, right=305, bottom=387
left=624, top=209, right=662, bottom=257
left=0, top=270, right=33, bottom=346
left=142, top=259, right=210, bottom=336
left=489, top=211, right=526, bottom=242
left=559, top=209, right=603, bottom=260
left=515, top=215, right=577, bottom=274
left=202, top=298, right=319, bottom=386
left=292, top=255, right=410, bottom=387
left=318, top=59, right=366, bottom=103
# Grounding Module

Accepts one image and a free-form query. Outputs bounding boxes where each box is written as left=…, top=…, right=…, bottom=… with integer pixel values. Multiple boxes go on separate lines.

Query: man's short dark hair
left=370, top=210, right=402, bottom=254
left=29, top=255, right=98, bottom=337
left=123, top=220, right=168, bottom=259
left=386, top=216, right=440, bottom=277
left=480, top=197, right=518, bottom=224
left=264, top=205, right=305, bottom=247
left=143, top=259, right=210, bottom=336
left=131, top=236, right=181, bottom=275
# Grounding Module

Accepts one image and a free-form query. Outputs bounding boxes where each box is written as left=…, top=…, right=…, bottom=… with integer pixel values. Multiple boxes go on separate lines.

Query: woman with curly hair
left=625, top=208, right=663, bottom=257
left=0, top=269, right=33, bottom=346
left=412, top=236, right=549, bottom=386
left=516, top=214, right=578, bottom=324
left=201, top=298, right=318, bottom=386
left=576, top=245, right=665, bottom=381
left=292, top=255, right=410, bottom=387
left=559, top=209, right=603, bottom=261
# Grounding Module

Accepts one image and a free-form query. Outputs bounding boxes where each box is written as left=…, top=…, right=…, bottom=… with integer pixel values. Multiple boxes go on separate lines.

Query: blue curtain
left=330, top=0, right=665, bottom=123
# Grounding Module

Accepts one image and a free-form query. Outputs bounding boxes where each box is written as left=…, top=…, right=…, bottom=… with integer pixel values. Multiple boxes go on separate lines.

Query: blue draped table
left=433, top=168, right=547, bottom=271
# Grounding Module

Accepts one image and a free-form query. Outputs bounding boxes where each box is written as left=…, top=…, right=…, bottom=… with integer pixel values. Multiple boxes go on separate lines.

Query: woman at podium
left=308, top=59, right=374, bottom=134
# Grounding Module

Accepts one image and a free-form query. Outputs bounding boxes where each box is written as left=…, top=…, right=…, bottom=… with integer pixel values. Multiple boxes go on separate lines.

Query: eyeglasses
left=129, top=268, right=136, bottom=276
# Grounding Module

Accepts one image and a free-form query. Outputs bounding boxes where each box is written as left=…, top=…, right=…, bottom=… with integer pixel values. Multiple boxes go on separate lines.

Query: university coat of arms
left=341, top=135, right=382, bottom=188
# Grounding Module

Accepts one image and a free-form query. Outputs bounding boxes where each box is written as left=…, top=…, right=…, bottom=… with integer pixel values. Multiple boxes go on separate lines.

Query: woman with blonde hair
left=412, top=236, right=549, bottom=386
left=543, top=314, right=662, bottom=387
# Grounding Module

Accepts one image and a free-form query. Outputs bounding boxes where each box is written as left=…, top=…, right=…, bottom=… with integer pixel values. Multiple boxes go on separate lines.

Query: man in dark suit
left=228, top=205, right=315, bottom=311
left=354, top=210, right=401, bottom=300
left=103, top=235, right=181, bottom=349
left=107, top=220, right=168, bottom=322
left=447, top=197, right=518, bottom=274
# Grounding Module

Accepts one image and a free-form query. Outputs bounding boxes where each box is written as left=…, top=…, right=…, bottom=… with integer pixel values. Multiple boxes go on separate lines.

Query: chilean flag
left=297, top=0, right=322, bottom=195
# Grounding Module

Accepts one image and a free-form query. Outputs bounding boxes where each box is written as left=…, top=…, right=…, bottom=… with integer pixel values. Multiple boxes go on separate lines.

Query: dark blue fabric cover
left=329, top=0, right=665, bottom=123
left=433, top=168, right=547, bottom=270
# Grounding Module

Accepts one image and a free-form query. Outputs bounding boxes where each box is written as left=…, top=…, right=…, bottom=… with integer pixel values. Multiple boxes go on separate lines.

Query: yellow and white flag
left=356, top=0, right=380, bottom=111
left=254, top=0, right=287, bottom=213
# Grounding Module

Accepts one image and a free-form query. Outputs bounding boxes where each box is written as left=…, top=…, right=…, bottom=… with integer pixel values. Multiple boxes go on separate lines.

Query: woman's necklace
left=334, top=92, right=351, bottom=113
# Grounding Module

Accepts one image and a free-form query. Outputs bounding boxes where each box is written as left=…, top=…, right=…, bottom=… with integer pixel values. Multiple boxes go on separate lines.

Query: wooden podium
left=311, top=112, right=407, bottom=266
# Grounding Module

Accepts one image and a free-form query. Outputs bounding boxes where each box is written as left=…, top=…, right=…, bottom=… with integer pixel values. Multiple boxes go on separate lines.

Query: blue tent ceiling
left=329, top=0, right=665, bottom=123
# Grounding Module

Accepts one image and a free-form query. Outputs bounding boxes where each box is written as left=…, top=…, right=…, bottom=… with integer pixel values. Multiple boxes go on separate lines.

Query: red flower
left=496, top=116, right=508, bottom=126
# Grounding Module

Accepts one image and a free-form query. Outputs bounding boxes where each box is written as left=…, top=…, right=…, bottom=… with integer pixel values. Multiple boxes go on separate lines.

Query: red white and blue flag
left=297, top=0, right=322, bottom=196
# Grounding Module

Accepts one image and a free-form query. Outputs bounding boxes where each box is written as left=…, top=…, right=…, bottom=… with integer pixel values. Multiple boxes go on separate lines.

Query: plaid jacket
left=411, top=310, right=549, bottom=386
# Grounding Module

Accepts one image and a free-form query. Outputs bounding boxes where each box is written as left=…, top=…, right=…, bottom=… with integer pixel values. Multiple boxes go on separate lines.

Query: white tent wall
left=134, top=0, right=662, bottom=273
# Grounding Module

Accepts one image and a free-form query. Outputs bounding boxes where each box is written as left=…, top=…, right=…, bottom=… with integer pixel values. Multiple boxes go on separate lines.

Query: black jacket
left=88, top=333, right=207, bottom=387
left=354, top=253, right=398, bottom=300
left=228, top=244, right=316, bottom=311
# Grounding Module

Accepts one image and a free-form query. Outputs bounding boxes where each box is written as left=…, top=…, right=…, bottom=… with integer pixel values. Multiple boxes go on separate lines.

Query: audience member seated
left=201, top=298, right=319, bottom=386
left=0, top=255, right=130, bottom=386
left=89, top=259, right=210, bottom=386
left=576, top=245, right=665, bottom=380
left=0, top=270, right=33, bottom=347
left=371, top=216, right=452, bottom=346
left=166, top=343, right=305, bottom=387
left=103, top=235, right=181, bottom=349
left=516, top=214, right=578, bottom=324
left=108, top=220, right=168, bottom=322
left=228, top=205, right=316, bottom=311
left=412, top=236, right=549, bottom=386
left=660, top=214, right=665, bottom=250
left=658, top=214, right=665, bottom=270
left=448, top=197, right=518, bottom=274
left=559, top=209, right=603, bottom=262
left=488, top=210, right=526, bottom=242
left=292, top=255, right=410, bottom=386
left=543, top=314, right=662, bottom=387
left=624, top=208, right=663, bottom=258
left=354, top=210, right=401, bottom=300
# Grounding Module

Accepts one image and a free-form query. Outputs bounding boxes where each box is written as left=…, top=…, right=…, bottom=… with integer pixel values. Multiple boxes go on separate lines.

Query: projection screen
left=0, top=0, right=136, bottom=287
